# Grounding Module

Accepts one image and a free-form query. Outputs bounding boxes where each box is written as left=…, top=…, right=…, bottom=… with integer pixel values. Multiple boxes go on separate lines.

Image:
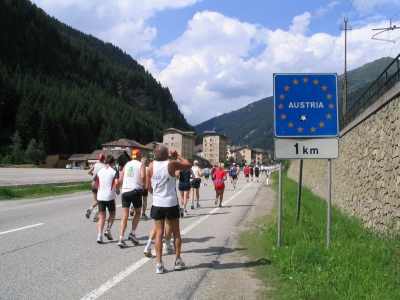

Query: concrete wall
left=287, top=82, right=400, bottom=235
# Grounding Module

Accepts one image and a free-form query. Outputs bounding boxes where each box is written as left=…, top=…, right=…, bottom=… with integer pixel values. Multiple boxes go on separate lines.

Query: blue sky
left=31, top=0, right=400, bottom=125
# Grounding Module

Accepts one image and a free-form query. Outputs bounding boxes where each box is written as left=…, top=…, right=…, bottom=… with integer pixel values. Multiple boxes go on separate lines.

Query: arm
left=115, top=170, right=120, bottom=195
left=92, top=174, right=99, bottom=188
left=140, top=163, right=146, bottom=188
left=146, top=162, right=153, bottom=194
left=88, top=165, right=94, bottom=176
left=168, top=150, right=192, bottom=176
left=198, top=167, right=203, bottom=177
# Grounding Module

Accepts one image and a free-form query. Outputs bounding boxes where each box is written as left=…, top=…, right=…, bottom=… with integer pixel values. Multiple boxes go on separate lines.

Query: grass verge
left=239, top=171, right=400, bottom=300
left=0, top=183, right=91, bottom=200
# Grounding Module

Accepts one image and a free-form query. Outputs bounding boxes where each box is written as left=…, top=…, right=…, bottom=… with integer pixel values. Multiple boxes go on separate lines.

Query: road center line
left=80, top=181, right=254, bottom=300
left=0, top=223, right=44, bottom=235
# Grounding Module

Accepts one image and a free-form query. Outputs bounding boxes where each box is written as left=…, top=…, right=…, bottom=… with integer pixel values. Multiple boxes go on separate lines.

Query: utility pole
left=340, top=17, right=352, bottom=118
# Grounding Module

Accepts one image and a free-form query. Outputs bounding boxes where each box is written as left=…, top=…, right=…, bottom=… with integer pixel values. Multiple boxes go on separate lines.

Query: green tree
left=9, top=130, right=24, bottom=164
left=25, top=138, right=46, bottom=164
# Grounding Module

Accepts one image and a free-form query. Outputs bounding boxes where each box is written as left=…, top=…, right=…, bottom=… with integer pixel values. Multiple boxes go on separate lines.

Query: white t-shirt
left=94, top=166, right=119, bottom=201
left=92, top=162, right=106, bottom=180
left=191, top=166, right=201, bottom=181
left=151, top=160, right=179, bottom=207
left=121, top=160, right=143, bottom=193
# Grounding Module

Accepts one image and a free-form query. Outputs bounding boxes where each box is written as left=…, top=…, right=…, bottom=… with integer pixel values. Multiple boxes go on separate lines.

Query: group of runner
left=85, top=145, right=269, bottom=274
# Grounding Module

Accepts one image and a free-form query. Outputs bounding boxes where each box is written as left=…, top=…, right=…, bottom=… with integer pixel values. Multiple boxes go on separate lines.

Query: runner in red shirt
left=243, top=165, right=250, bottom=182
left=213, top=163, right=227, bottom=207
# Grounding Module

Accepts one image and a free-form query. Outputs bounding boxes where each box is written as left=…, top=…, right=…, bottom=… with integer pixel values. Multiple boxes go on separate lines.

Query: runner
left=141, top=157, right=149, bottom=218
left=203, top=166, right=210, bottom=186
left=146, top=145, right=191, bottom=274
left=211, top=164, right=217, bottom=190
left=176, top=168, right=194, bottom=217
left=190, top=160, right=203, bottom=209
left=228, top=164, right=233, bottom=183
left=249, top=165, right=254, bottom=182
left=92, top=155, right=120, bottom=244
left=231, top=163, right=238, bottom=189
left=254, top=165, right=260, bottom=182
left=86, top=153, right=106, bottom=222
left=117, top=149, right=146, bottom=248
left=143, top=220, right=174, bottom=257
left=243, top=164, right=250, bottom=182
left=213, top=163, right=227, bottom=207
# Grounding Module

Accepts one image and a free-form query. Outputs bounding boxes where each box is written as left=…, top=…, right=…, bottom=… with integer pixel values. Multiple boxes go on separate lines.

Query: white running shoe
left=128, top=232, right=139, bottom=245
left=96, top=235, right=103, bottom=244
left=162, top=243, right=175, bottom=254
left=86, top=208, right=92, bottom=219
left=118, top=239, right=128, bottom=248
left=104, top=229, right=113, bottom=240
left=93, top=213, right=99, bottom=222
left=174, top=258, right=186, bottom=270
left=156, top=263, right=166, bottom=274
left=144, top=245, right=152, bottom=257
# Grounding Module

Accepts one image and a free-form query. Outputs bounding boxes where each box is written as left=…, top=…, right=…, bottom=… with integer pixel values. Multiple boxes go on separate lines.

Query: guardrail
left=340, top=54, right=400, bottom=129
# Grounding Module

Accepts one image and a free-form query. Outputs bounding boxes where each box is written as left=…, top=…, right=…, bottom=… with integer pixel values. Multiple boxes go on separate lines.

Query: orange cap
left=131, top=149, right=142, bottom=159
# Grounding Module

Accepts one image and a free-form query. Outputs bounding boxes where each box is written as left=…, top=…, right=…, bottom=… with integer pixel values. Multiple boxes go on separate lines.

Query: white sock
left=146, top=239, right=152, bottom=247
left=89, top=206, right=93, bottom=209
left=106, top=227, right=111, bottom=231
left=98, top=233, right=102, bottom=237
left=131, top=230, right=135, bottom=235
left=120, top=236, right=124, bottom=240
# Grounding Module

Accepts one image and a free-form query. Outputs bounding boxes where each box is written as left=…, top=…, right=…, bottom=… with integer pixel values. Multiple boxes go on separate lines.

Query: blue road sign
left=274, top=73, right=339, bottom=138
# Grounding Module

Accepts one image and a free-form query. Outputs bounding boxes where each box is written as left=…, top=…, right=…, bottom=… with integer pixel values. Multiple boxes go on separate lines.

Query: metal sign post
left=273, top=73, right=339, bottom=249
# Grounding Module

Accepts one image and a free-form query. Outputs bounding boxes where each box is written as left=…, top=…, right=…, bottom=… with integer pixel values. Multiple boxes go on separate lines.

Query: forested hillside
left=195, top=57, right=394, bottom=150
left=0, top=0, right=194, bottom=163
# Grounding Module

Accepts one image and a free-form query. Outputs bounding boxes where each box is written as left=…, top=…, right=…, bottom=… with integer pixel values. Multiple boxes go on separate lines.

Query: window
left=171, top=137, right=174, bottom=140
left=171, top=143, right=174, bottom=146
left=165, top=143, right=168, bottom=146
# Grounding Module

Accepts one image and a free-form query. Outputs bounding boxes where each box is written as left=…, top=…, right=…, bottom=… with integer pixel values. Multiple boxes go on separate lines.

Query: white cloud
left=152, top=11, right=400, bottom=125
left=353, top=0, right=400, bottom=14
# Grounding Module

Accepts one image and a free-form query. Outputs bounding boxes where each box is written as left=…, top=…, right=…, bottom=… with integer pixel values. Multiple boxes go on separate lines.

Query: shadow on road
left=188, top=258, right=271, bottom=270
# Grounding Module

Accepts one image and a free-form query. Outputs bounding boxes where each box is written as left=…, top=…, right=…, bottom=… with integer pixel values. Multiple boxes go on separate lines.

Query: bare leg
left=155, top=219, right=166, bottom=263
left=142, top=196, right=147, bottom=215
left=107, top=211, right=115, bottom=229
left=132, top=207, right=141, bottom=230
left=165, top=219, right=172, bottom=241
left=98, top=211, right=106, bottom=234
left=168, top=218, right=181, bottom=260
left=119, top=208, right=129, bottom=237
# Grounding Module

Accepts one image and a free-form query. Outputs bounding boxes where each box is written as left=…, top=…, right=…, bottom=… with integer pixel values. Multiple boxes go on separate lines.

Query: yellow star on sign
left=278, top=103, right=284, bottom=109
left=281, top=114, right=286, bottom=119
left=313, top=79, right=318, bottom=85
left=319, top=121, right=325, bottom=127
left=297, top=127, right=303, bottom=132
left=311, top=127, right=316, bottom=132
left=327, top=93, right=332, bottom=99
left=293, top=79, right=298, bottom=84
left=284, top=85, right=290, bottom=91
left=326, top=113, right=332, bottom=119
left=280, top=94, right=285, bottom=99
left=303, top=77, right=308, bottom=83
left=288, top=122, right=294, bottom=128
left=329, top=103, right=334, bottom=109
left=322, top=85, right=327, bottom=91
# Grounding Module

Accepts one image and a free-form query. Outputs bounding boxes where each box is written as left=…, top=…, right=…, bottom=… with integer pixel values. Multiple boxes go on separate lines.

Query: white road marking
left=80, top=181, right=254, bottom=300
left=0, top=223, right=44, bottom=235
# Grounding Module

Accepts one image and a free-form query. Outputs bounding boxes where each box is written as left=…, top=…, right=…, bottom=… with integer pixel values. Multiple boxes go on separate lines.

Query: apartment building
left=235, top=145, right=253, bottom=166
left=162, top=128, right=196, bottom=160
left=202, top=131, right=227, bottom=165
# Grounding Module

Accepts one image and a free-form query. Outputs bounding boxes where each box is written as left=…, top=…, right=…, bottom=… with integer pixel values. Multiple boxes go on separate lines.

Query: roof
left=102, top=138, right=152, bottom=149
left=162, top=128, right=195, bottom=137
left=68, top=154, right=90, bottom=161
left=194, top=144, right=203, bottom=152
left=87, top=150, right=131, bottom=161
left=202, top=131, right=227, bottom=138
left=235, top=145, right=254, bottom=151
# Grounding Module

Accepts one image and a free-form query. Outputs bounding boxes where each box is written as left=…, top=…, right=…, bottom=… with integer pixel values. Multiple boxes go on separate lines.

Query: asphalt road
left=0, top=168, right=91, bottom=187
left=0, top=173, right=270, bottom=300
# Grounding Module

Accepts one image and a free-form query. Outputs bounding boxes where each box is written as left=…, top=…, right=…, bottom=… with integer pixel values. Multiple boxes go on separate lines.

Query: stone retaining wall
left=287, top=87, right=400, bottom=235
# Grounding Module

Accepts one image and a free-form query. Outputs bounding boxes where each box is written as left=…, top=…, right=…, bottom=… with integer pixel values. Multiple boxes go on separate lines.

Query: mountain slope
left=194, top=57, right=394, bottom=150
left=0, top=0, right=193, bottom=156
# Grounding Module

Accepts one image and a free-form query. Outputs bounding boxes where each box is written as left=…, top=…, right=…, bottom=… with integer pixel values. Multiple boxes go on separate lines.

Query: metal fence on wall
left=340, top=54, right=400, bottom=129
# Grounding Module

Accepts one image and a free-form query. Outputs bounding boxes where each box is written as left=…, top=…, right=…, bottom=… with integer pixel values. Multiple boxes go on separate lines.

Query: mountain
left=0, top=0, right=194, bottom=158
left=194, top=57, right=395, bottom=150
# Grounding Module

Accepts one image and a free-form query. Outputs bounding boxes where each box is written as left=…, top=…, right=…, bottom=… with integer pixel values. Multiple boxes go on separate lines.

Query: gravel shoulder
left=191, top=182, right=276, bottom=300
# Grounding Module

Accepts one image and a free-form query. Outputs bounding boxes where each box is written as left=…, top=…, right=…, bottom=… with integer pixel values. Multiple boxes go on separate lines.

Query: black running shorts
left=121, top=190, right=142, bottom=208
left=97, top=200, right=116, bottom=213
left=150, top=205, right=180, bottom=220
left=190, top=179, right=201, bottom=189
left=178, top=182, right=190, bottom=191
left=142, top=189, right=149, bottom=197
